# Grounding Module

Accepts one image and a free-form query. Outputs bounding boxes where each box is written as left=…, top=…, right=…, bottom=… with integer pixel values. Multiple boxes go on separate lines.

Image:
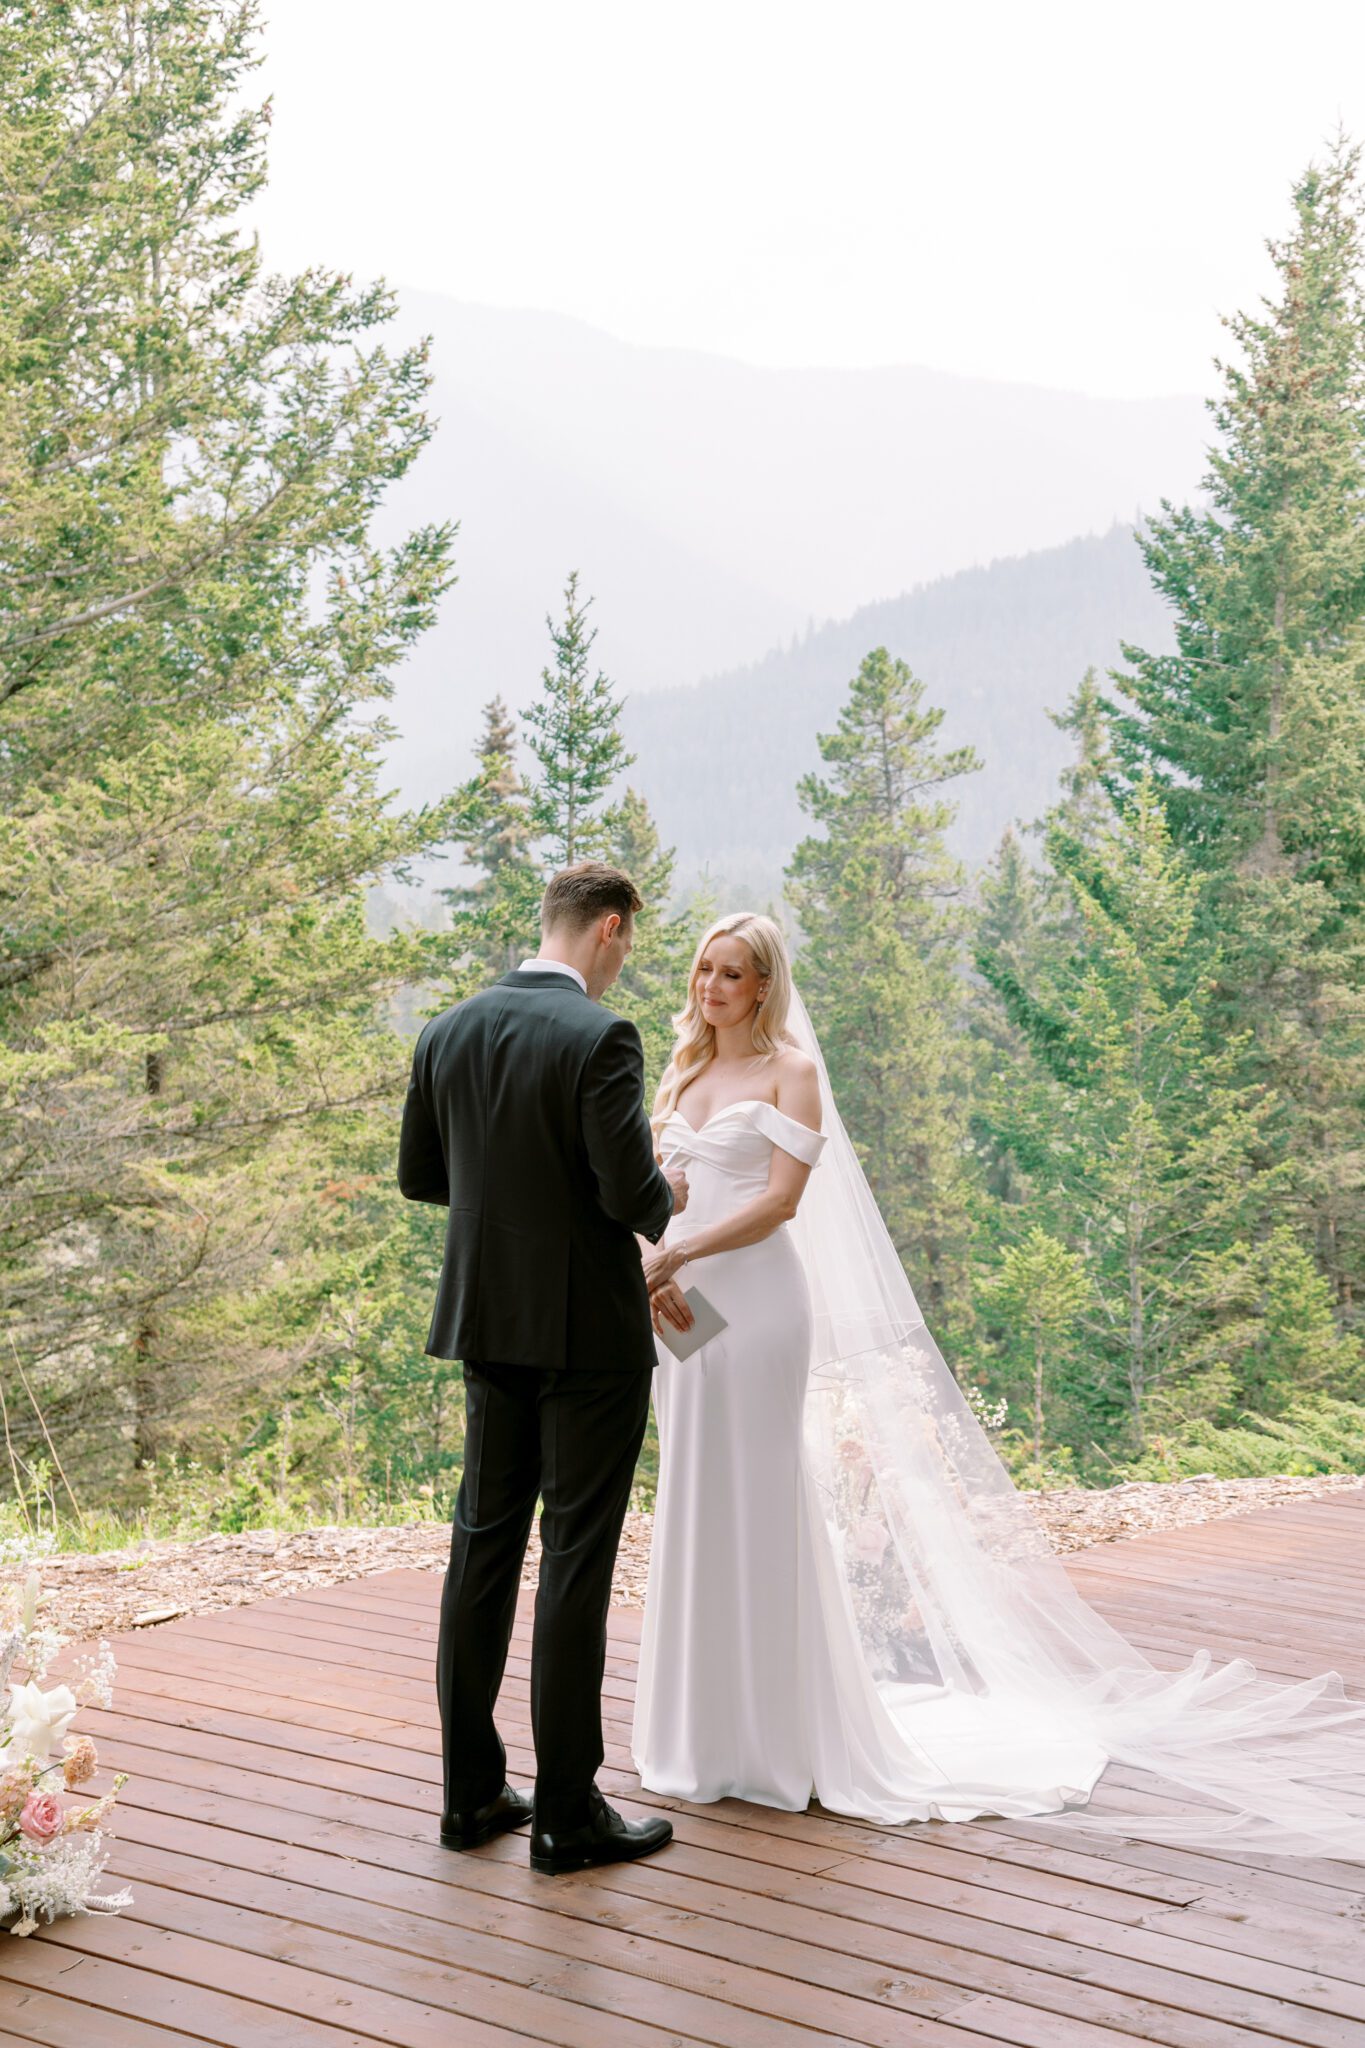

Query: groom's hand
left=664, top=1166, right=690, bottom=1214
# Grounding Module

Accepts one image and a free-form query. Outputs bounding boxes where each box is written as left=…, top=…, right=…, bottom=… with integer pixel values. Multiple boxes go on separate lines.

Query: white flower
left=0, top=1533, right=55, bottom=1572
left=0, top=1629, right=23, bottom=1695
left=72, top=1644, right=116, bottom=1711
left=2, top=1829, right=130, bottom=1934
left=6, top=1681, right=78, bottom=1763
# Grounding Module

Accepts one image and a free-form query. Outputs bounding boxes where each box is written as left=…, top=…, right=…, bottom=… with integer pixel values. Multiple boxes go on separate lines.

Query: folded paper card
left=654, top=1286, right=728, bottom=1362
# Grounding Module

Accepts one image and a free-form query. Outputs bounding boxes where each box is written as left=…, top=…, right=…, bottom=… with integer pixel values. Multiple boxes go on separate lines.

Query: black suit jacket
left=397, top=970, right=674, bottom=1371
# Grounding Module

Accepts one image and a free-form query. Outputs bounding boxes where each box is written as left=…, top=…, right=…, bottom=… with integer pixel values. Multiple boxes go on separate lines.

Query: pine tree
left=972, top=667, right=1122, bottom=1094
left=605, top=789, right=709, bottom=1091
left=974, top=828, right=1045, bottom=1044
left=970, top=826, right=1046, bottom=1204
left=787, top=648, right=981, bottom=1326
left=439, top=597, right=705, bottom=1077
left=975, top=669, right=1121, bottom=1039
left=1048, top=670, right=1118, bottom=849
left=442, top=696, right=541, bottom=977
left=1110, top=139, right=1365, bottom=1313
left=0, top=1, right=457, bottom=1499
left=523, top=572, right=634, bottom=868
left=981, top=777, right=1284, bottom=1450
left=978, top=1228, right=1089, bottom=1479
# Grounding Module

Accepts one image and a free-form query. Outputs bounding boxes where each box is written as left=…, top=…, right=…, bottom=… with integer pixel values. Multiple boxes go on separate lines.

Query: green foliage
left=1111, top=137, right=1365, bottom=1312
left=980, top=776, right=1287, bottom=1453
left=438, top=581, right=710, bottom=1094
left=604, top=790, right=712, bottom=1093
left=4, top=22, right=1363, bottom=1535
left=0, top=0, right=459, bottom=1507
left=524, top=572, right=635, bottom=869
left=788, top=648, right=982, bottom=1326
left=1117, top=1395, right=1365, bottom=1482
left=978, top=1227, right=1089, bottom=1472
left=442, top=695, right=542, bottom=979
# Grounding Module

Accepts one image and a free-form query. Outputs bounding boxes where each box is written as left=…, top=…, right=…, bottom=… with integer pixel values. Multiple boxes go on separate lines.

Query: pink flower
left=18, top=1789, right=62, bottom=1844
left=850, top=1516, right=892, bottom=1568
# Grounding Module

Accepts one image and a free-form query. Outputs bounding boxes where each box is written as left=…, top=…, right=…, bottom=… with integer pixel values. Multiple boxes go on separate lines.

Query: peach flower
left=62, top=1736, right=98, bottom=1789
left=0, top=1766, right=31, bottom=1823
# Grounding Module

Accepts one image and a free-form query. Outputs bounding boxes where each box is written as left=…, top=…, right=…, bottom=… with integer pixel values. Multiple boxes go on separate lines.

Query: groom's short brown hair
left=541, top=861, right=643, bottom=934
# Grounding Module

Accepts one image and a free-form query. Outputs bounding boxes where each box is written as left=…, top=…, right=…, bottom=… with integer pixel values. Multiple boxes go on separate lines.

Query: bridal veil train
left=690, top=985, right=1365, bottom=1860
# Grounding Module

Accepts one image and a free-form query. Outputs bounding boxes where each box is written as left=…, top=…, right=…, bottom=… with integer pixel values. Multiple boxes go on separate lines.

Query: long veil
left=782, top=983, right=1365, bottom=1858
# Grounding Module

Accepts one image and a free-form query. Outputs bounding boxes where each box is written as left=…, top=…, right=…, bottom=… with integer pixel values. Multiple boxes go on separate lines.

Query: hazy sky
left=253, top=0, right=1365, bottom=400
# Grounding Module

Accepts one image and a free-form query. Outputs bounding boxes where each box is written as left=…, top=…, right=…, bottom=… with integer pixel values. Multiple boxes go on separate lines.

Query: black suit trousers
left=437, top=1358, right=652, bottom=1832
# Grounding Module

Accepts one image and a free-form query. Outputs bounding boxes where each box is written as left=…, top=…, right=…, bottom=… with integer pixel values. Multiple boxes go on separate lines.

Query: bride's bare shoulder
left=772, top=1045, right=821, bottom=1126
left=773, top=1043, right=816, bottom=1080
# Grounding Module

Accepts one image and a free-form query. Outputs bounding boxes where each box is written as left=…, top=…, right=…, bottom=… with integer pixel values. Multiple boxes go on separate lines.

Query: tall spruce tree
left=980, top=777, right=1286, bottom=1451
left=0, top=1, right=457, bottom=1499
left=442, top=695, right=541, bottom=977
left=441, top=591, right=705, bottom=1087
left=978, top=1228, right=1089, bottom=1481
left=1110, top=140, right=1365, bottom=1313
left=523, top=572, right=633, bottom=869
left=787, top=649, right=981, bottom=1326
left=970, top=827, right=1046, bottom=1204
left=605, top=789, right=708, bottom=1091
left=1049, top=671, right=1117, bottom=836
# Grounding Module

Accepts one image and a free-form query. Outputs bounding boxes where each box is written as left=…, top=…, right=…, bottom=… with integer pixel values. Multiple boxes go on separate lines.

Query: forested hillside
left=374, top=296, right=1204, bottom=813
left=623, top=522, right=1178, bottom=893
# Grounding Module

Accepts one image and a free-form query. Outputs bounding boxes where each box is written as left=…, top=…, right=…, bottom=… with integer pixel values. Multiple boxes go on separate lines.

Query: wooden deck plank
left=88, top=1750, right=1365, bottom=2046
left=95, top=1783, right=1250, bottom=2048
left=0, top=1984, right=215, bottom=2048
left=84, top=1637, right=1365, bottom=1913
left=4, top=1492, right=1365, bottom=2046
left=0, top=1937, right=401, bottom=2046
left=83, top=1693, right=1365, bottom=1991
left=114, top=1846, right=986, bottom=2048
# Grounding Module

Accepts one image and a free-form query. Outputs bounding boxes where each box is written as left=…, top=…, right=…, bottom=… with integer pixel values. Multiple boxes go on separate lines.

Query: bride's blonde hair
left=651, top=912, right=795, bottom=1137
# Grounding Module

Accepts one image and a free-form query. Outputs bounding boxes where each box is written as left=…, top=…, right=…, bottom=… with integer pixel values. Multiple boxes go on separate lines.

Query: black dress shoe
left=530, top=1794, right=673, bottom=1875
left=440, top=1784, right=534, bottom=1850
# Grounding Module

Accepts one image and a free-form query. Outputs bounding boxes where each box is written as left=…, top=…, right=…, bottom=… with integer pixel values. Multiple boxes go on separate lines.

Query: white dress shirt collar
left=516, top=957, right=588, bottom=995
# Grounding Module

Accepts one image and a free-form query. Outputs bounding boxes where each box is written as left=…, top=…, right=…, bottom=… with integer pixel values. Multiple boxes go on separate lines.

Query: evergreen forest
left=3, top=3, right=1364, bottom=1547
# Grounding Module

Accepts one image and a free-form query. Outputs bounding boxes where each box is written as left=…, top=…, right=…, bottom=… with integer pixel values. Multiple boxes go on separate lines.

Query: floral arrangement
left=0, top=1563, right=130, bottom=1936
left=827, top=1436, right=927, bottom=1684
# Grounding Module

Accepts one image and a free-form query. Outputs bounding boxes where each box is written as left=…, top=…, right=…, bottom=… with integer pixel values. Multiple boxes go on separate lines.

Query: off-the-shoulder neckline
left=665, top=1097, right=821, bottom=1141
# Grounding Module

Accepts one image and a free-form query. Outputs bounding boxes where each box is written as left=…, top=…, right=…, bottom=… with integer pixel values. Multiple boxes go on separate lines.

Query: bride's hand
left=642, top=1243, right=686, bottom=1293
left=651, top=1279, right=694, bottom=1335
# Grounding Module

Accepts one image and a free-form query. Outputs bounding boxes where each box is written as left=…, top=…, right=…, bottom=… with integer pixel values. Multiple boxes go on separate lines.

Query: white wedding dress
left=633, top=1095, right=1109, bottom=1823
left=631, top=989, right=1365, bottom=1858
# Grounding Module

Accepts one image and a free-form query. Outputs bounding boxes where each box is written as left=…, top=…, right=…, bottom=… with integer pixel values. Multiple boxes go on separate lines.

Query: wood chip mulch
left=15, top=1469, right=1364, bottom=1645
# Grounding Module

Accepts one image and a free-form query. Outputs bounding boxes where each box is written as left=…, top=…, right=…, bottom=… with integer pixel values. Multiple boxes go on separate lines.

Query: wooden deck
left=3, top=1489, right=1365, bottom=2048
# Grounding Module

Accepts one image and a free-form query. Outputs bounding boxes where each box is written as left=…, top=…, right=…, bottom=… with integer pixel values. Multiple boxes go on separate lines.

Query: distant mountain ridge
left=374, top=296, right=1203, bottom=814
left=621, top=523, right=1177, bottom=897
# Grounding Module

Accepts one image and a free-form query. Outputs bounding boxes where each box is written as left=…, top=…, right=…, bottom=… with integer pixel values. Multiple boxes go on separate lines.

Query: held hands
left=643, top=1242, right=687, bottom=1295
left=647, top=1165, right=694, bottom=1338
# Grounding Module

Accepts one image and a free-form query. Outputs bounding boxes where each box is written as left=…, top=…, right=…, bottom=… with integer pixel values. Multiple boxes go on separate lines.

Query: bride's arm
left=642, top=1059, right=821, bottom=1289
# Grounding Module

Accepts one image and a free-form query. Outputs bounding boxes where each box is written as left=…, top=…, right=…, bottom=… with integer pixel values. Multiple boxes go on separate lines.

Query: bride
left=631, top=911, right=1365, bottom=1858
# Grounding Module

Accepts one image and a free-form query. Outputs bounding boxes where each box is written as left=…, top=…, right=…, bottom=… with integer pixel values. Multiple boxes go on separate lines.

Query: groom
left=397, top=861, right=685, bottom=1874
